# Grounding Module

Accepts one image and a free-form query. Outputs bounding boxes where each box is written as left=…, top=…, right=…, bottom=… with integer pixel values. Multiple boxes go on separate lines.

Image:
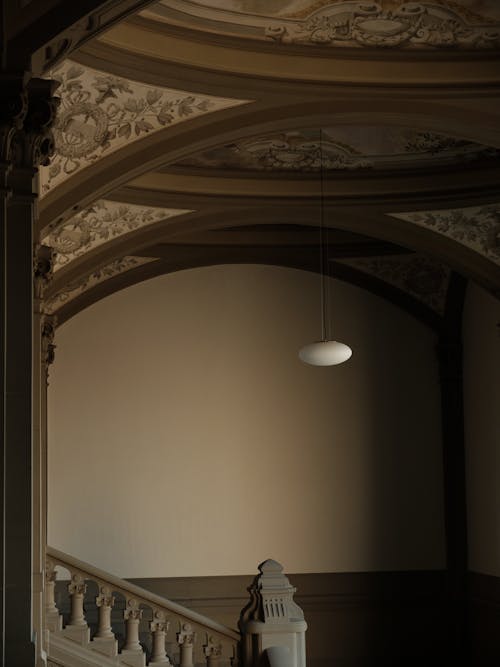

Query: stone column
left=95, top=586, right=115, bottom=639
left=177, top=622, right=196, bottom=667
left=150, top=611, right=171, bottom=664
left=0, top=74, right=58, bottom=666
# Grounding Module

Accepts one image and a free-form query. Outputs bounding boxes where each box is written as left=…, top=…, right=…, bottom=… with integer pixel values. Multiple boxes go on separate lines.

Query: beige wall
left=48, top=264, right=445, bottom=578
left=463, top=283, right=500, bottom=577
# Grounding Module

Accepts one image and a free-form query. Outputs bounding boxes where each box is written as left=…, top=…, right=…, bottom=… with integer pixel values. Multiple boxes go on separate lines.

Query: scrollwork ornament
left=150, top=609, right=169, bottom=633
left=34, top=243, right=56, bottom=299
left=264, top=2, right=500, bottom=49
left=41, top=315, right=57, bottom=372
left=68, top=573, right=87, bottom=596
left=177, top=621, right=196, bottom=646
left=96, top=585, right=115, bottom=609
left=124, top=597, right=143, bottom=621
left=10, top=78, right=60, bottom=170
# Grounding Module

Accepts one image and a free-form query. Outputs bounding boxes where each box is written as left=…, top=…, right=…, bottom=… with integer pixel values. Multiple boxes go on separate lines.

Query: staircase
left=46, top=547, right=240, bottom=666
left=45, top=548, right=306, bottom=667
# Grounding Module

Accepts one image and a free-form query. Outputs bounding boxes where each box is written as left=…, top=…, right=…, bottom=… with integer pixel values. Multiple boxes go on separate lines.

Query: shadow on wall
left=48, top=264, right=445, bottom=584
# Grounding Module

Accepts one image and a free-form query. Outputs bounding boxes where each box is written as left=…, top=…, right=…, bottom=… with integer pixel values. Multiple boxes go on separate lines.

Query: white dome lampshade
left=299, top=129, right=352, bottom=367
left=299, top=340, right=352, bottom=366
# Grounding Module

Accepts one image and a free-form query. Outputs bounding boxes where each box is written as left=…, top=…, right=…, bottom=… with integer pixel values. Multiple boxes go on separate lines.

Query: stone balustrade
left=46, top=547, right=240, bottom=666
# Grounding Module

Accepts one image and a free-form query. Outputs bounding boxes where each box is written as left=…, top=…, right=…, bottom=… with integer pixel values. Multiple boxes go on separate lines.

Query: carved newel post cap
left=257, top=560, right=293, bottom=591
left=258, top=559, right=283, bottom=573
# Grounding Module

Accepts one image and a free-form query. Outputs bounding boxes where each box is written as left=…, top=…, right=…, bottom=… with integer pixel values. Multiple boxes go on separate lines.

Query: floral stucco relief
left=40, top=60, right=249, bottom=195
left=44, top=200, right=192, bottom=272
left=390, top=204, right=500, bottom=265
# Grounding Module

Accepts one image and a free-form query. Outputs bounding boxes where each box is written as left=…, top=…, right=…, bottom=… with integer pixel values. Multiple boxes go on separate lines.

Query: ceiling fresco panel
left=175, top=126, right=498, bottom=173
left=143, top=1, right=500, bottom=49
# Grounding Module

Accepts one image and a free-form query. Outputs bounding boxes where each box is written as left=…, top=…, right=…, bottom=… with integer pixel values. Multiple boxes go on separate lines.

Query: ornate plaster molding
left=264, top=2, right=500, bottom=49
left=176, top=127, right=496, bottom=173
left=44, top=256, right=156, bottom=314
left=146, top=1, right=500, bottom=50
left=43, top=199, right=192, bottom=272
left=0, top=77, right=59, bottom=169
left=39, top=60, right=249, bottom=195
left=179, top=131, right=372, bottom=172
left=390, top=203, right=500, bottom=266
left=337, top=253, right=450, bottom=314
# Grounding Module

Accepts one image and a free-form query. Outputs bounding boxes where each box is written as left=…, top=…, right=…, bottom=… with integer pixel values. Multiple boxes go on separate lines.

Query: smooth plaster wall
left=48, top=264, right=445, bottom=578
left=463, top=283, right=500, bottom=577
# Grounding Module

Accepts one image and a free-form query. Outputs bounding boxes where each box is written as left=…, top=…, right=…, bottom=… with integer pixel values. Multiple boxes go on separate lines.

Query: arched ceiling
left=38, top=0, right=500, bottom=328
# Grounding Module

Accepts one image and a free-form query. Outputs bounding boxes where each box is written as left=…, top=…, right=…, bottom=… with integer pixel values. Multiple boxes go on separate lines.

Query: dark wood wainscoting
left=129, top=570, right=453, bottom=666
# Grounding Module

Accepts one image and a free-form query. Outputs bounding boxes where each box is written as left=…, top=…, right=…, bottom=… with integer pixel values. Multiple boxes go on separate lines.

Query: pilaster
left=1, top=74, right=59, bottom=666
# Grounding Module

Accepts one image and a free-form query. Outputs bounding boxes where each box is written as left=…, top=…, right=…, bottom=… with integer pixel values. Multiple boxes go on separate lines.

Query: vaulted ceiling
left=38, top=0, right=500, bottom=329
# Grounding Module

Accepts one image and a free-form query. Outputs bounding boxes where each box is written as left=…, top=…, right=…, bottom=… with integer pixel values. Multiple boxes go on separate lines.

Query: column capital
left=96, top=585, right=115, bottom=609
left=1, top=75, right=59, bottom=169
left=150, top=610, right=169, bottom=633
left=204, top=635, right=222, bottom=658
left=124, top=598, right=143, bottom=621
left=177, top=622, right=196, bottom=646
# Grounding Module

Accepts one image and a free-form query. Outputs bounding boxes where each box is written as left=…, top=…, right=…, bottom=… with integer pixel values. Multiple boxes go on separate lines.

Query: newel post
left=239, top=560, right=307, bottom=667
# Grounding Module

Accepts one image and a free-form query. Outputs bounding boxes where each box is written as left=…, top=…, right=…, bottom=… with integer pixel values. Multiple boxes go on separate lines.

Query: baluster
left=45, top=558, right=62, bottom=632
left=204, top=634, right=222, bottom=667
left=95, top=585, right=115, bottom=638
left=123, top=598, right=143, bottom=651
left=92, top=584, right=119, bottom=657
left=68, top=573, right=87, bottom=626
left=121, top=598, right=145, bottom=666
left=150, top=610, right=171, bottom=664
left=64, top=572, right=90, bottom=644
left=177, top=622, right=196, bottom=667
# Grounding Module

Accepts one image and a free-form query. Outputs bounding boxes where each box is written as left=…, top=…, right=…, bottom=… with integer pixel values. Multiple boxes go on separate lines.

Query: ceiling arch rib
left=44, top=246, right=448, bottom=333
left=97, top=9, right=500, bottom=87
left=37, top=1, right=500, bottom=327
left=38, top=98, right=500, bottom=237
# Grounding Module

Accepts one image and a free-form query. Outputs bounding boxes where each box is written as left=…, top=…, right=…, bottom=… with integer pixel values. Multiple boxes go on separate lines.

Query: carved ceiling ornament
left=176, top=126, right=497, bottom=173
left=264, top=2, right=500, bottom=48
left=43, top=199, right=192, bottom=272
left=337, top=253, right=450, bottom=314
left=148, top=1, right=500, bottom=50
left=39, top=60, right=249, bottom=195
left=179, top=132, right=372, bottom=172
left=45, top=256, right=156, bottom=314
left=390, top=203, right=500, bottom=265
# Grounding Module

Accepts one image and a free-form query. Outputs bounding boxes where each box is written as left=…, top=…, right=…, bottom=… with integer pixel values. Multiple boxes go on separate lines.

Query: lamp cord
left=319, top=129, right=328, bottom=341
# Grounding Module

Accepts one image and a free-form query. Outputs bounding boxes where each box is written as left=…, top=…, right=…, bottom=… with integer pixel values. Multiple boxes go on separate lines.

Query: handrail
left=47, top=545, right=240, bottom=643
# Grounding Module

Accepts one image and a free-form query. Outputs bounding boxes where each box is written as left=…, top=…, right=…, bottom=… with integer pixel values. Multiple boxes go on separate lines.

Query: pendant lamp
left=298, top=130, right=352, bottom=366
